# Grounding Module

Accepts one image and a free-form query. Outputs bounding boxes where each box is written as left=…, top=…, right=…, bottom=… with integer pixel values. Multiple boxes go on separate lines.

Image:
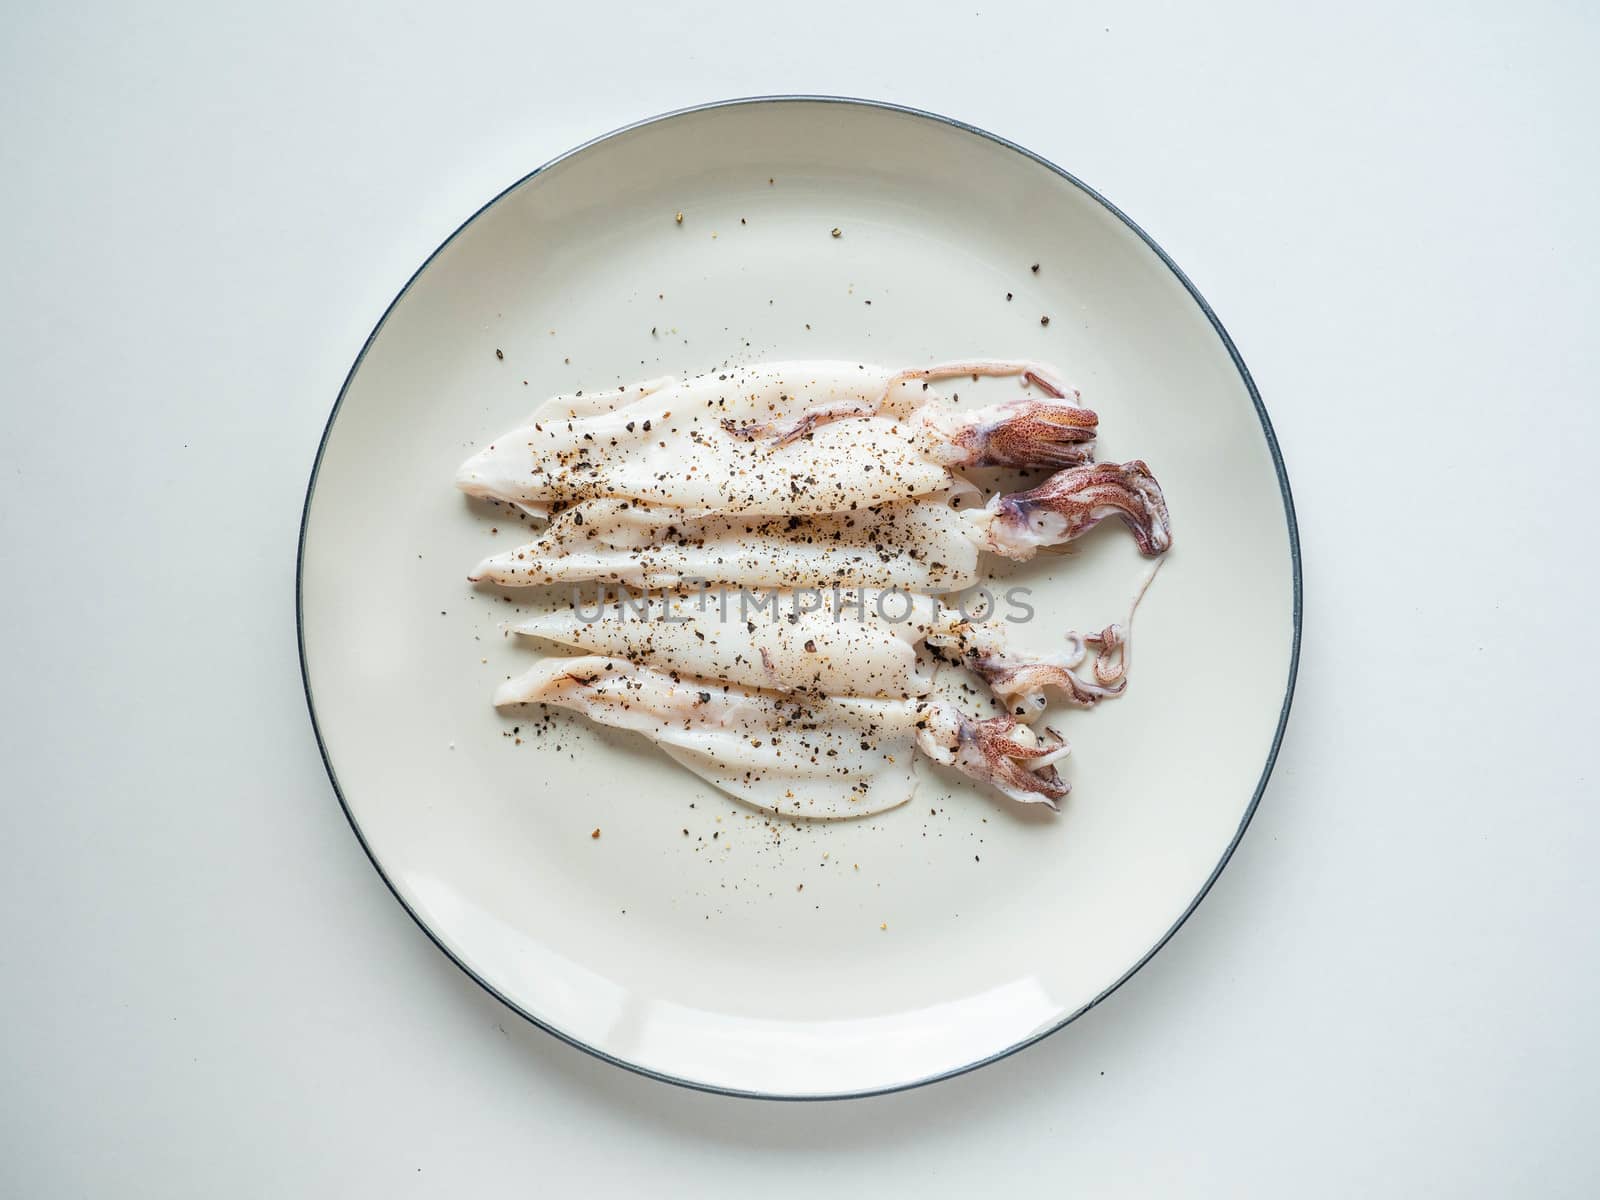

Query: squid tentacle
left=915, top=706, right=1071, bottom=810
left=879, top=359, right=1073, bottom=408
left=985, top=460, right=1172, bottom=559
left=932, top=620, right=1123, bottom=717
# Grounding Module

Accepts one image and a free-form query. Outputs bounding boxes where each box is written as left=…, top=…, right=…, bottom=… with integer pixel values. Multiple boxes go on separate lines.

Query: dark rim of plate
left=295, top=95, right=1303, bottom=1102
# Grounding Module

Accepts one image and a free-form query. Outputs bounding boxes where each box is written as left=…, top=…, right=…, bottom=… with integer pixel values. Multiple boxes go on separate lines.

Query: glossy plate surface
left=299, top=97, right=1299, bottom=1098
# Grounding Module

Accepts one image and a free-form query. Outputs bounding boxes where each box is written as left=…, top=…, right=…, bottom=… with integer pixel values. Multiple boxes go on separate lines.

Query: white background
left=3, top=2, right=1595, bottom=1195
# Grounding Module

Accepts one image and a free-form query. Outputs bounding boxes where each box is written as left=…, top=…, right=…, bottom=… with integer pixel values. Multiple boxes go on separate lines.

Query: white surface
left=299, top=98, right=1295, bottom=1095
left=1, top=0, right=1594, bottom=1192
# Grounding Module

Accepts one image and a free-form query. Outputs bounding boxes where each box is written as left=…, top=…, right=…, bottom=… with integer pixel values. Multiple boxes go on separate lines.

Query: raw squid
left=507, top=588, right=1126, bottom=717
left=469, top=460, right=1171, bottom=592
left=461, top=356, right=1174, bottom=820
left=510, top=589, right=941, bottom=700
left=455, top=360, right=1096, bottom=516
left=493, top=655, right=1071, bottom=816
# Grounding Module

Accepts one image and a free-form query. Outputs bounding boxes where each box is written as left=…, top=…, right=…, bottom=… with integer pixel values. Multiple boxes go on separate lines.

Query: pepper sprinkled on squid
left=469, top=461, right=1169, bottom=593
left=494, top=656, right=1072, bottom=816
left=507, top=587, right=1130, bottom=720
left=455, top=360, right=1097, bottom=516
left=460, top=358, right=1173, bottom=819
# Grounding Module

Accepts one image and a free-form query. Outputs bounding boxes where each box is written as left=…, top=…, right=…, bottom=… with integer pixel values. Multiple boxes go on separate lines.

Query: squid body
left=470, top=460, right=1170, bottom=592
left=455, top=360, right=1097, bottom=516
left=495, top=656, right=1072, bottom=816
left=506, top=588, right=1126, bottom=719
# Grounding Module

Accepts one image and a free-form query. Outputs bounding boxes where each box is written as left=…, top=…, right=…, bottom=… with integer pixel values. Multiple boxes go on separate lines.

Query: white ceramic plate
left=298, top=97, right=1299, bottom=1098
